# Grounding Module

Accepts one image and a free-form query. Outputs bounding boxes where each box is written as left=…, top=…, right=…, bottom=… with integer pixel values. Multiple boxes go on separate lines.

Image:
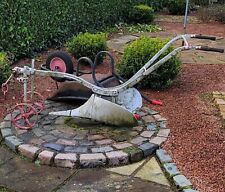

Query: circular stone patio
left=0, top=100, right=170, bottom=169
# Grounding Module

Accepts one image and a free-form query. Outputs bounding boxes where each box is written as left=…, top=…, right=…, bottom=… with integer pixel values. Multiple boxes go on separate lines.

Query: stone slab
left=106, top=151, right=129, bottom=166
left=113, top=142, right=132, bottom=149
left=138, top=142, right=158, bottom=157
left=5, top=136, right=23, bottom=152
left=80, top=153, right=106, bottom=167
left=38, top=150, right=54, bottom=165
left=57, top=169, right=172, bottom=192
left=0, top=128, right=13, bottom=138
left=54, top=153, right=77, bottom=168
left=183, top=189, right=199, bottom=192
left=0, top=146, right=15, bottom=166
left=156, top=149, right=172, bottom=164
left=150, top=137, right=167, bottom=146
left=135, top=157, right=170, bottom=186
left=107, top=159, right=146, bottom=176
left=0, top=156, right=75, bottom=192
left=18, top=144, right=40, bottom=161
left=157, top=129, right=170, bottom=138
left=64, top=146, right=88, bottom=153
left=130, top=137, right=148, bottom=145
left=163, top=163, right=180, bottom=177
left=91, top=146, right=113, bottom=153
left=173, top=175, right=192, bottom=189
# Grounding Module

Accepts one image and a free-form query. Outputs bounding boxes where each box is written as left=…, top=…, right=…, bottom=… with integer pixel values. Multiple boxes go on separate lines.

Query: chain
left=1, top=73, right=14, bottom=100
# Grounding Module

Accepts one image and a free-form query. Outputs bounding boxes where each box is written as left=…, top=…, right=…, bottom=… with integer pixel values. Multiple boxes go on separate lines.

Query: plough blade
left=50, top=94, right=138, bottom=126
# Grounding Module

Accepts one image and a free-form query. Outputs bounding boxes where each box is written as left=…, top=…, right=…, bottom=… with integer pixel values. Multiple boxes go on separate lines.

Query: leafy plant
left=67, top=32, right=108, bottom=64
left=0, top=52, right=10, bottom=85
left=167, top=0, right=187, bottom=15
left=117, top=37, right=181, bottom=89
left=127, top=4, right=155, bottom=23
left=123, top=23, right=162, bottom=33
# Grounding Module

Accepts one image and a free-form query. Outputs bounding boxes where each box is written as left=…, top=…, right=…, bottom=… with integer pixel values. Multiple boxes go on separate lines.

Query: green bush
left=0, top=52, right=10, bottom=85
left=214, top=5, right=225, bottom=24
left=167, top=0, right=187, bottom=15
left=67, top=33, right=108, bottom=64
left=117, top=37, right=181, bottom=89
left=127, top=4, right=155, bottom=23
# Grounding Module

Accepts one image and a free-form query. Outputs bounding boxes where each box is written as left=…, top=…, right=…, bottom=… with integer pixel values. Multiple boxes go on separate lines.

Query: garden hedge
left=0, top=0, right=162, bottom=60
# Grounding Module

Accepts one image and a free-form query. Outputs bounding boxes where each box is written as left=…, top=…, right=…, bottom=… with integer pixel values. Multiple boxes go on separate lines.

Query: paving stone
left=132, top=126, right=143, bottom=132
left=95, top=139, right=114, bottom=145
left=123, top=147, right=143, bottom=162
left=164, top=163, right=180, bottom=177
left=0, top=156, right=73, bottom=192
left=142, top=115, right=155, bottom=123
left=42, top=120, right=52, bottom=125
left=33, top=129, right=46, bottom=137
left=56, top=139, right=77, bottom=146
left=43, top=125, right=54, bottom=131
left=88, top=134, right=105, bottom=141
left=146, top=123, right=157, bottom=131
left=159, top=121, right=167, bottom=129
left=130, top=137, right=148, bottom=145
left=157, top=129, right=170, bottom=138
left=135, top=157, right=170, bottom=186
left=113, top=142, right=133, bottom=149
left=14, top=127, right=28, bottom=135
left=154, top=115, right=167, bottom=121
left=73, top=134, right=86, bottom=140
left=41, top=134, right=57, bottom=142
left=138, top=142, right=158, bottom=157
left=54, top=153, right=77, bottom=168
left=156, top=149, right=172, bottom=164
left=4, top=114, right=11, bottom=121
left=183, top=189, right=199, bottom=192
left=106, top=151, right=129, bottom=166
left=79, top=140, right=94, bottom=146
left=38, top=150, right=54, bottom=165
left=49, top=130, right=62, bottom=136
left=0, top=121, right=11, bottom=129
left=0, top=128, right=13, bottom=138
left=5, top=136, right=23, bottom=152
left=150, top=137, right=167, bottom=145
left=18, top=144, right=40, bottom=161
left=29, top=138, right=45, bottom=146
left=43, top=143, right=65, bottom=152
left=91, top=146, right=114, bottom=153
left=64, top=146, right=88, bottom=153
left=107, top=159, right=146, bottom=176
left=140, top=131, right=155, bottom=138
left=173, top=175, right=192, bottom=189
left=80, top=153, right=106, bottom=167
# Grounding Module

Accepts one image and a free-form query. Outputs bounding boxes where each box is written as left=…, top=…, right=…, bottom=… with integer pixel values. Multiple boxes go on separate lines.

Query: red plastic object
left=50, top=57, right=67, bottom=72
left=133, top=113, right=141, bottom=120
left=151, top=100, right=163, bottom=106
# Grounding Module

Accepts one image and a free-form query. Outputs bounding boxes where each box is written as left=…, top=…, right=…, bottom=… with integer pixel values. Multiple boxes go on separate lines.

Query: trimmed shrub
left=117, top=37, right=181, bottom=89
left=127, top=4, right=155, bottom=23
left=67, top=33, right=108, bottom=64
left=167, top=0, right=187, bottom=15
left=0, top=52, right=10, bottom=85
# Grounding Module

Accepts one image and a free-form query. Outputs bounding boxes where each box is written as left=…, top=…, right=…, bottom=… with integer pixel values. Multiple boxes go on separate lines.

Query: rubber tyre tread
left=46, top=51, right=74, bottom=82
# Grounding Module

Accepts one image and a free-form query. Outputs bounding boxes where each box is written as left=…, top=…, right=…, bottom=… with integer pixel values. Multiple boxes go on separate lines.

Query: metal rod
left=30, top=59, right=35, bottom=101
left=184, top=0, right=189, bottom=33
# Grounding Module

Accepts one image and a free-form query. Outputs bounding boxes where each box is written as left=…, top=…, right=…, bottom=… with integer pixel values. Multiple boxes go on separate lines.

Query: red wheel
left=11, top=103, right=38, bottom=130
left=46, top=51, right=74, bottom=82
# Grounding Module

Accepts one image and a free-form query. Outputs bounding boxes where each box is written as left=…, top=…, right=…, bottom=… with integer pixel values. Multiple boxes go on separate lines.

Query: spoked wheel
left=11, top=103, right=38, bottom=130
left=22, top=91, right=45, bottom=114
left=46, top=51, right=74, bottom=82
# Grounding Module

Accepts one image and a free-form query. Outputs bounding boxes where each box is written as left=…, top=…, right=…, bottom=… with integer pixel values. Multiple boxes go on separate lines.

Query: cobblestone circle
left=0, top=100, right=170, bottom=168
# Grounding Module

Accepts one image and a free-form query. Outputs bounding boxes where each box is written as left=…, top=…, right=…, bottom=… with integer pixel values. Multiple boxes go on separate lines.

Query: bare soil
left=1, top=18, right=225, bottom=192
